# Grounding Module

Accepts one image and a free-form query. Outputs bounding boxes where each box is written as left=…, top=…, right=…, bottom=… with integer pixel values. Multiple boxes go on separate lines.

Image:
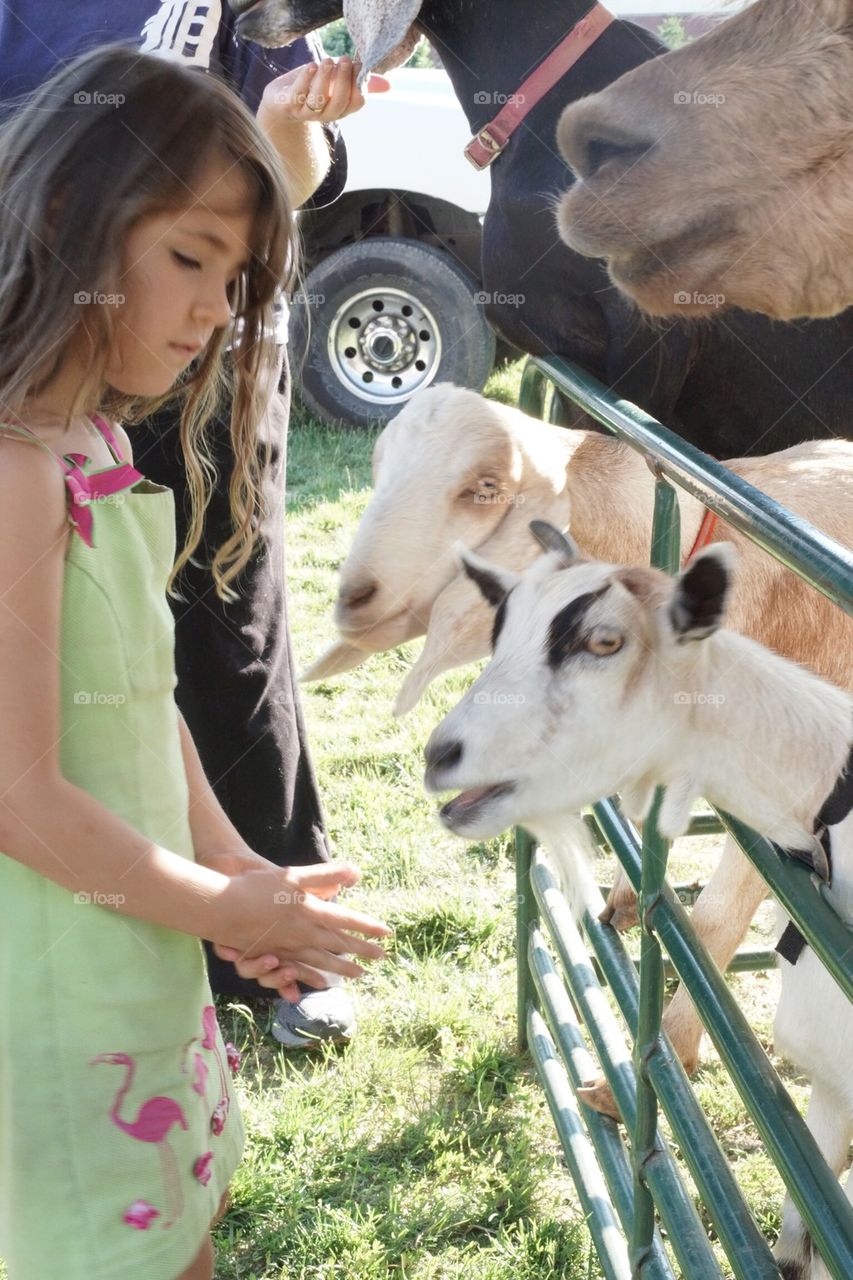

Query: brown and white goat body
left=310, top=385, right=853, bottom=1094
left=425, top=535, right=853, bottom=1280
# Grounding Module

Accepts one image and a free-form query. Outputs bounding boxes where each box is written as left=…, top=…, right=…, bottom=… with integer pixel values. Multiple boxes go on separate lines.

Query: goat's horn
left=529, top=520, right=580, bottom=563
left=301, top=640, right=370, bottom=683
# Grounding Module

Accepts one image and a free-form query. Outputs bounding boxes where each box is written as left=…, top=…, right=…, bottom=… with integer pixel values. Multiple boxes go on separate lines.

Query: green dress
left=0, top=418, right=244, bottom=1279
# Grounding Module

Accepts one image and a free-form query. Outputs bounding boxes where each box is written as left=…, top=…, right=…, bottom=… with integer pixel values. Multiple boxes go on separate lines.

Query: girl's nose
left=193, top=283, right=233, bottom=331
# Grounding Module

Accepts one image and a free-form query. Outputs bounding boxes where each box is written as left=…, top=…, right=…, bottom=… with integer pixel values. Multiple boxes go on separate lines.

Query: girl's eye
left=172, top=250, right=201, bottom=270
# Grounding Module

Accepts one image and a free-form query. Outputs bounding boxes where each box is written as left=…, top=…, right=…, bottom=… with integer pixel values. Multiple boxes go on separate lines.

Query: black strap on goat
left=775, top=739, right=853, bottom=965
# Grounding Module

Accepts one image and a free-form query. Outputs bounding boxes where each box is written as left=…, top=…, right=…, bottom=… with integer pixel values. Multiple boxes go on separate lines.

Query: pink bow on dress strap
left=62, top=453, right=144, bottom=548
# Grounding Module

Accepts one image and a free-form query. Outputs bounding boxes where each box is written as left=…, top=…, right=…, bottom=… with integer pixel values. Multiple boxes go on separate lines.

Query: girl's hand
left=206, top=852, right=377, bottom=996
left=260, top=57, right=390, bottom=126
left=214, top=860, right=391, bottom=984
left=211, top=945, right=303, bottom=1002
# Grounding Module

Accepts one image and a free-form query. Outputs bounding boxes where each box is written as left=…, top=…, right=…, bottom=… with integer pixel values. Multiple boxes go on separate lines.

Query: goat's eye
left=462, top=476, right=501, bottom=505
left=587, top=627, right=624, bottom=657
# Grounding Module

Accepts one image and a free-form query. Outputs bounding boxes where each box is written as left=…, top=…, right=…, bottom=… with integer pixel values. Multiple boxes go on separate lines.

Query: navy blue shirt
left=0, top=1, right=345, bottom=205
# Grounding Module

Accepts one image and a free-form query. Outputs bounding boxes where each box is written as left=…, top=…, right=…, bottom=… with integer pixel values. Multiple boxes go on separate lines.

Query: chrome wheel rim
left=328, top=286, right=442, bottom=405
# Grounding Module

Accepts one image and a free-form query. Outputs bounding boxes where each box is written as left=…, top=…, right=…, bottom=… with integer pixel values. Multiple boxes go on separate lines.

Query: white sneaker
left=271, top=986, right=356, bottom=1049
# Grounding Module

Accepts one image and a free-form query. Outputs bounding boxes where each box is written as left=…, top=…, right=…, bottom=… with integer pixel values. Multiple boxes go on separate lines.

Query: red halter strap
left=683, top=508, right=719, bottom=564
left=464, top=4, right=616, bottom=170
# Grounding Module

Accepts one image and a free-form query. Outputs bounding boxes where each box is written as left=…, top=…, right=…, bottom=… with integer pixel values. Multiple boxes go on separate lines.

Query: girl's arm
left=177, top=710, right=354, bottom=900
left=177, top=712, right=361, bottom=996
left=177, top=709, right=258, bottom=872
left=0, top=439, right=388, bottom=977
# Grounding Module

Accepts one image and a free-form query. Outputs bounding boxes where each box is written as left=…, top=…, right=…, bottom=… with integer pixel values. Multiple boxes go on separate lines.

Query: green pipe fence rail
left=514, top=355, right=853, bottom=1278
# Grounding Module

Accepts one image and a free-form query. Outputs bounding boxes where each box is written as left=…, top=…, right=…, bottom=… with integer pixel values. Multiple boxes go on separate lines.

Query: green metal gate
left=514, top=355, right=853, bottom=1279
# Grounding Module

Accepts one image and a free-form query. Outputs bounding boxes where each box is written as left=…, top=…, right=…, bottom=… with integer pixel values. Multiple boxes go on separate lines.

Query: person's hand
left=259, top=56, right=391, bottom=127
left=213, top=943, right=302, bottom=1002
left=204, top=846, right=374, bottom=998
left=213, top=861, right=391, bottom=998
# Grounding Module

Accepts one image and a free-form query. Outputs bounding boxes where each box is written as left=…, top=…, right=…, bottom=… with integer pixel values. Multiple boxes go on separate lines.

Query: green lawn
left=209, top=360, right=801, bottom=1278
left=212, top=360, right=599, bottom=1277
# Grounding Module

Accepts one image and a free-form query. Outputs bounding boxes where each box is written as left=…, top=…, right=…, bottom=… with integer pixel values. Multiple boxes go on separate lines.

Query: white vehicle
left=292, top=68, right=497, bottom=426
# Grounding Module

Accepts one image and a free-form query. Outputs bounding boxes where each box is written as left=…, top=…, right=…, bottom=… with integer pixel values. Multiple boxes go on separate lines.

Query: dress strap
left=0, top=417, right=143, bottom=548
left=0, top=419, right=60, bottom=458
left=91, top=413, right=124, bottom=463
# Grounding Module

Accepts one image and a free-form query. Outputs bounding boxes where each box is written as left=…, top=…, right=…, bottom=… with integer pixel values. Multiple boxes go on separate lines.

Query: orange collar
left=684, top=508, right=719, bottom=564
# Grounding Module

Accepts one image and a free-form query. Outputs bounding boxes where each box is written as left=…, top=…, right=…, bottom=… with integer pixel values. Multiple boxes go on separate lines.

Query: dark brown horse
left=230, top=0, right=853, bottom=455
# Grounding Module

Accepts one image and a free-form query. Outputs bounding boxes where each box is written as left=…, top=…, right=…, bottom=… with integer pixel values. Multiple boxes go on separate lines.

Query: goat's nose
left=338, top=580, right=378, bottom=611
left=558, top=101, right=654, bottom=181
left=424, top=737, right=463, bottom=775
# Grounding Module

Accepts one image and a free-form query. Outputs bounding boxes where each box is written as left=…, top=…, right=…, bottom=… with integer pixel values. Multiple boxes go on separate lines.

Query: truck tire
left=289, top=237, right=496, bottom=427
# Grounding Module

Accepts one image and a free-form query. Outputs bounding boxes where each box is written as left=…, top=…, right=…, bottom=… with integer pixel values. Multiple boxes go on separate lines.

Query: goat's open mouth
left=440, top=783, right=515, bottom=826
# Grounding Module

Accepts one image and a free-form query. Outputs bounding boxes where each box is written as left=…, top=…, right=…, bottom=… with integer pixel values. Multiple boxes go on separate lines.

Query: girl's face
left=105, top=163, right=255, bottom=397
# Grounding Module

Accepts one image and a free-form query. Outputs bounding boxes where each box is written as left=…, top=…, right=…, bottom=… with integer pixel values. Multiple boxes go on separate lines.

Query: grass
left=211, top=356, right=814, bottom=1278
left=209, top=358, right=598, bottom=1278
left=204, top=356, right=807, bottom=1278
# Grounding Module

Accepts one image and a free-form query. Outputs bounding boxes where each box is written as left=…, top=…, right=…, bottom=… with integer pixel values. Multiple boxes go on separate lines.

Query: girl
left=0, top=45, right=389, bottom=1280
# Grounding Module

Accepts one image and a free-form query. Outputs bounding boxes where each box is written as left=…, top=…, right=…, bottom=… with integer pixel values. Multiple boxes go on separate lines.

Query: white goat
left=424, top=529, right=853, bottom=1280
left=310, top=384, right=853, bottom=1102
left=308, top=384, right=853, bottom=716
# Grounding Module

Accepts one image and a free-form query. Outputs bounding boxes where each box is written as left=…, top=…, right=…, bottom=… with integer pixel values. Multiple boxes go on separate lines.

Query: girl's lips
left=169, top=342, right=202, bottom=357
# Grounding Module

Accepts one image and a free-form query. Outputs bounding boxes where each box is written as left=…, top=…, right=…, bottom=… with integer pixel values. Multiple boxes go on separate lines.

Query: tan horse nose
left=557, top=96, right=654, bottom=181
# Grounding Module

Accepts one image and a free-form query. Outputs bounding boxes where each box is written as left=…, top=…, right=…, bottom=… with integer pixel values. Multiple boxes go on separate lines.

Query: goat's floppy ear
left=530, top=520, right=581, bottom=566
left=301, top=639, right=372, bottom=683
left=454, top=543, right=519, bottom=607
left=669, top=544, right=735, bottom=643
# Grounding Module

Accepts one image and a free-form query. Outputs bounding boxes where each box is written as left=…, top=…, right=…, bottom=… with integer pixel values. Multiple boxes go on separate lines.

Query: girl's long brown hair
left=0, top=45, right=295, bottom=596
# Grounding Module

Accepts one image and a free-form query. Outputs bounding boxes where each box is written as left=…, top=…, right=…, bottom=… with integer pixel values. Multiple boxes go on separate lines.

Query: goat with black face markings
left=424, top=525, right=853, bottom=1280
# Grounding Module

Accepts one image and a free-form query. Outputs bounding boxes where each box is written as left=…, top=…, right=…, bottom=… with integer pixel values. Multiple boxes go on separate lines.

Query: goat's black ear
left=529, top=520, right=580, bottom=566
left=455, top=543, right=519, bottom=608
left=669, top=544, right=735, bottom=642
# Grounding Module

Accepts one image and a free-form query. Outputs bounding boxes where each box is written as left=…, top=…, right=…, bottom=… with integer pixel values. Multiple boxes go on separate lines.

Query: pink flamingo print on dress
left=180, top=1038, right=210, bottom=1099
left=200, top=1006, right=230, bottom=1131
left=91, top=1052, right=189, bottom=1229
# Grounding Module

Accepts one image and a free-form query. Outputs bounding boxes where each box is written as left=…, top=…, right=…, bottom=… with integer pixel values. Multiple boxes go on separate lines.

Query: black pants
left=132, top=365, right=330, bottom=998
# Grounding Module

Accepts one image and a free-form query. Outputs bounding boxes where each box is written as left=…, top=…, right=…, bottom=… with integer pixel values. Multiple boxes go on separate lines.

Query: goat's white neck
left=645, top=630, right=852, bottom=848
